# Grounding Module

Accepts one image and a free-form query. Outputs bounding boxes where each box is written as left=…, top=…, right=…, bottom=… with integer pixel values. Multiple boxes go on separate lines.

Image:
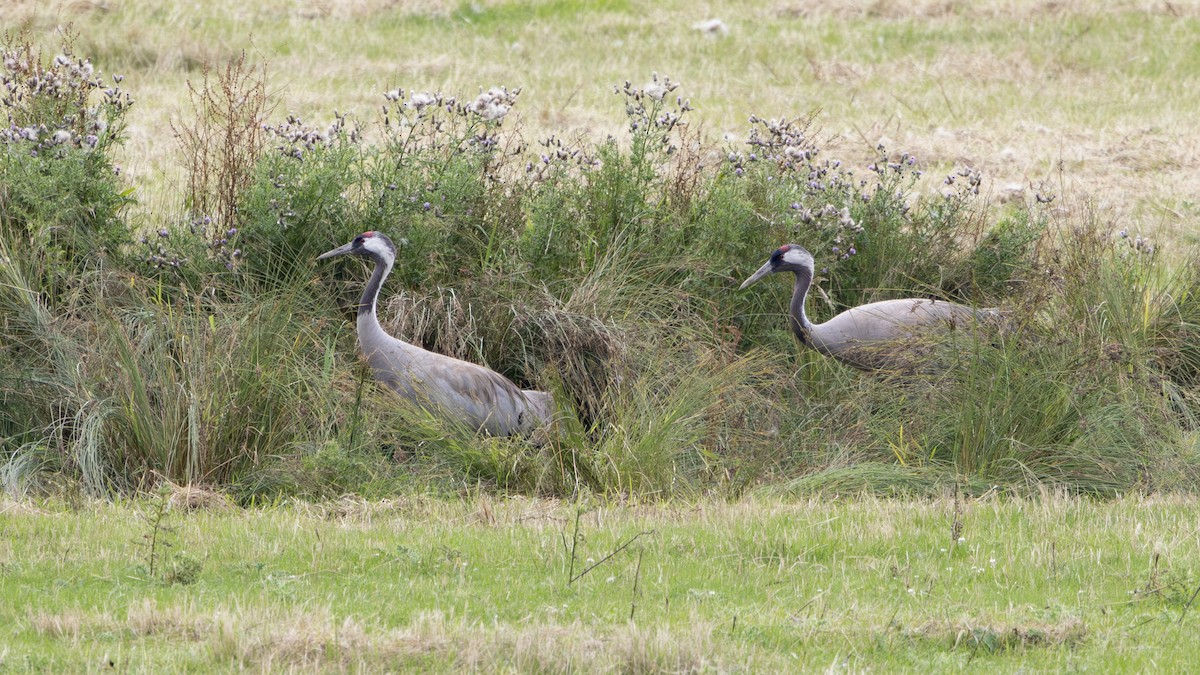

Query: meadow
left=2, top=0, right=1200, bottom=670
left=5, top=494, right=1200, bottom=671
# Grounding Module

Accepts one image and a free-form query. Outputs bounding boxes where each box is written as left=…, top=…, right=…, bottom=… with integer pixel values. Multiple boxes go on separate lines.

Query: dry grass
left=165, top=483, right=235, bottom=512
left=28, top=608, right=99, bottom=642
left=905, top=617, right=1088, bottom=652
left=775, top=0, right=1200, bottom=19
left=24, top=601, right=735, bottom=672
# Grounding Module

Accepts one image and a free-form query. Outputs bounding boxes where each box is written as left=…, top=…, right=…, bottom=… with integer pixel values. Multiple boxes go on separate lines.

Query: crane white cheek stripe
left=361, top=236, right=395, bottom=268
left=782, top=248, right=812, bottom=267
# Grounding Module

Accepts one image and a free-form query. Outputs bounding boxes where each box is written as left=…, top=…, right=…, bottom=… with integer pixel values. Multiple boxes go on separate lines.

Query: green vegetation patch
left=3, top=27, right=1200, bottom=500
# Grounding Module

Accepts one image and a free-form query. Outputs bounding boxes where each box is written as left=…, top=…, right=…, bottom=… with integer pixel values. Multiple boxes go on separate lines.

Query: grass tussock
left=2, top=32, right=1200, bottom=501
left=905, top=618, right=1088, bottom=654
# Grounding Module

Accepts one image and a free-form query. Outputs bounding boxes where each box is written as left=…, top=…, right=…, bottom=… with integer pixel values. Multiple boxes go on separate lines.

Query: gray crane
left=740, top=244, right=995, bottom=371
left=318, top=231, right=552, bottom=436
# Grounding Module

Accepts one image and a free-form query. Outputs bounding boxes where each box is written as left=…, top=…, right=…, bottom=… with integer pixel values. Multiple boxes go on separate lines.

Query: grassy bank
left=2, top=13, right=1200, bottom=500
left=4, top=494, right=1200, bottom=671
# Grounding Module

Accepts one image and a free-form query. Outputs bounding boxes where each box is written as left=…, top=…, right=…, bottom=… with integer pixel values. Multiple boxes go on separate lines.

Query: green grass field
left=4, top=494, right=1200, bottom=671
left=5, top=1, right=1200, bottom=671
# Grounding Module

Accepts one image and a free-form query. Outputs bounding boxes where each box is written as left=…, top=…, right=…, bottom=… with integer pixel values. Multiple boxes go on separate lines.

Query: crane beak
left=317, top=242, right=354, bottom=261
left=738, top=260, right=775, bottom=290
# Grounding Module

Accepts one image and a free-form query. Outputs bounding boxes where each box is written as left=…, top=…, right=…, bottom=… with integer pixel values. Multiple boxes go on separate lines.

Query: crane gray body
left=320, top=232, right=552, bottom=436
left=741, top=244, right=994, bottom=371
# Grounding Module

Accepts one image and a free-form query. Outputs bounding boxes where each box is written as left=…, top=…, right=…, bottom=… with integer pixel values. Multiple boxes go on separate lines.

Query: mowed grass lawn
left=3, top=495, right=1199, bottom=671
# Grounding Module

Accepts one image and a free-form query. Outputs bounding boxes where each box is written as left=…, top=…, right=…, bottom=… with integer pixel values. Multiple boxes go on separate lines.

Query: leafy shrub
left=961, top=206, right=1046, bottom=300
left=237, top=113, right=362, bottom=288
left=0, top=32, right=134, bottom=289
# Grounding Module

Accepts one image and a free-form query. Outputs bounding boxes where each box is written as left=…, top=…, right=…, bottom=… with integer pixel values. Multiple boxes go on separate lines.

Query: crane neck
left=789, top=267, right=814, bottom=345
left=358, top=252, right=392, bottom=322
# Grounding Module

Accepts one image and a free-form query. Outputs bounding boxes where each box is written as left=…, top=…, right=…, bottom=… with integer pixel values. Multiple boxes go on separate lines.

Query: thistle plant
left=724, top=116, right=868, bottom=294
left=0, top=32, right=132, bottom=151
left=232, top=111, right=364, bottom=287
left=524, top=133, right=598, bottom=184
left=379, top=85, right=519, bottom=172
left=613, top=73, right=692, bottom=188
left=130, top=213, right=242, bottom=282
left=0, top=31, right=134, bottom=287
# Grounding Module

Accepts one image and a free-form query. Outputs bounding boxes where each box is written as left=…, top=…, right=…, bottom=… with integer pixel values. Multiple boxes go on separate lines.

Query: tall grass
left=2, top=38, right=1199, bottom=500
left=93, top=288, right=340, bottom=489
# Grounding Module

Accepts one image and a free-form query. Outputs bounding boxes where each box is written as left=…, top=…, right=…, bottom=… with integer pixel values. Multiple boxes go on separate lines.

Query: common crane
left=740, top=244, right=996, bottom=371
left=318, top=231, right=552, bottom=435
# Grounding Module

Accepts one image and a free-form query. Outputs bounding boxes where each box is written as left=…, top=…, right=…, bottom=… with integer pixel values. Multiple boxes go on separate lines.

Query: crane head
left=739, top=244, right=814, bottom=289
left=317, top=231, right=396, bottom=265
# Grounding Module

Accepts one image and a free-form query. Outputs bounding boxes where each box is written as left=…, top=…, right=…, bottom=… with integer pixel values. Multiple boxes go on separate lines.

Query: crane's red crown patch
left=362, top=231, right=376, bottom=238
